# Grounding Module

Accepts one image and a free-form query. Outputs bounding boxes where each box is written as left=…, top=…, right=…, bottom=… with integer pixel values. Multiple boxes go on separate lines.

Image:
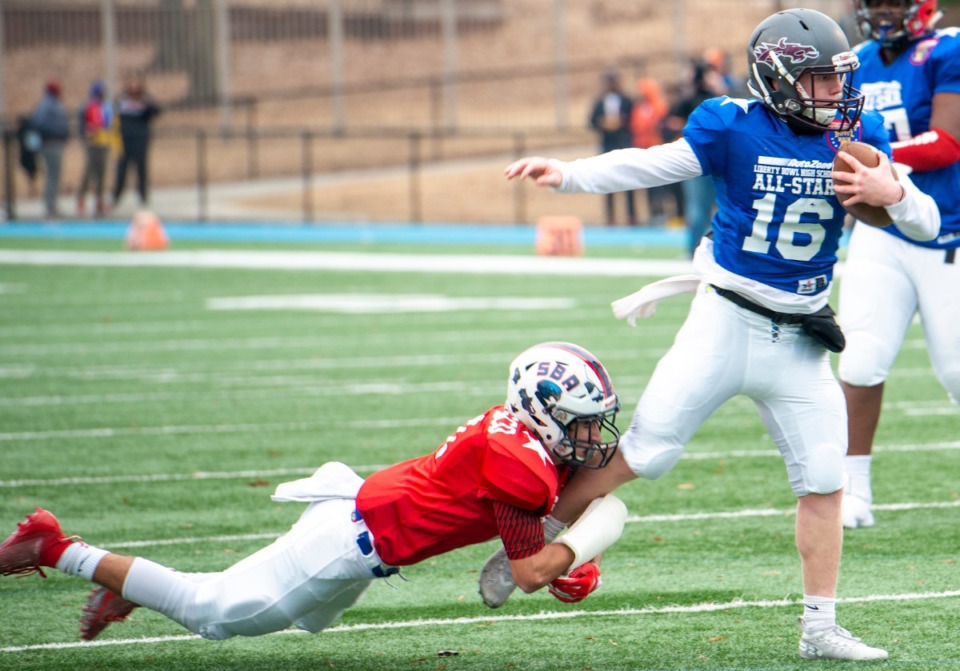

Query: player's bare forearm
left=552, top=450, right=636, bottom=524
left=509, top=543, right=575, bottom=593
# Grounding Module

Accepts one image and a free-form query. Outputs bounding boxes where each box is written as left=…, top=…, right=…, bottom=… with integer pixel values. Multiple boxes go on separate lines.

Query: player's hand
left=504, top=157, right=563, bottom=187
left=548, top=562, right=602, bottom=603
left=831, top=150, right=902, bottom=207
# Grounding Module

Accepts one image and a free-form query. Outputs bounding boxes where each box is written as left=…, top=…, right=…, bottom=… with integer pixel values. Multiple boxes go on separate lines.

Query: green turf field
left=1, top=240, right=957, bottom=671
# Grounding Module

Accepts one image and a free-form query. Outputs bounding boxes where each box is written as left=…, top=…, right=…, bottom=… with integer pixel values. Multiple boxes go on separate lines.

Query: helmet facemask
left=539, top=388, right=621, bottom=469
left=774, top=53, right=864, bottom=132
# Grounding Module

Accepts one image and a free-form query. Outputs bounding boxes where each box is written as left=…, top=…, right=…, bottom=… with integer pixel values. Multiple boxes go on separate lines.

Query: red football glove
left=548, top=562, right=602, bottom=603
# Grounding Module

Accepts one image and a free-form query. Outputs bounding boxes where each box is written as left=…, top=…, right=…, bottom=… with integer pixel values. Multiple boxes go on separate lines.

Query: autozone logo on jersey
left=860, top=81, right=903, bottom=111
left=751, top=156, right=834, bottom=196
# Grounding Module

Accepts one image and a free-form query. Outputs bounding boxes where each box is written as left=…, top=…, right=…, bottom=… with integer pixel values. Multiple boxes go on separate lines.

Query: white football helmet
left=506, top=342, right=620, bottom=469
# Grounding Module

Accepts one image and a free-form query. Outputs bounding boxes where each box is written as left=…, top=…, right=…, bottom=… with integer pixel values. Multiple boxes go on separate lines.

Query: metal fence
left=0, top=0, right=873, bottom=223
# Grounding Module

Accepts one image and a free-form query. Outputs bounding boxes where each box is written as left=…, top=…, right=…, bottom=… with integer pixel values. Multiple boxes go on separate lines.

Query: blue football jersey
left=684, top=96, right=889, bottom=296
left=854, top=27, right=960, bottom=249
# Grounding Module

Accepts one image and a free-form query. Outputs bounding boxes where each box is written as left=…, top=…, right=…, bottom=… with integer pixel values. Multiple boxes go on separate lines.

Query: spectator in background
left=703, top=46, right=748, bottom=98
left=630, top=77, right=682, bottom=228
left=113, top=75, right=161, bottom=208
left=30, top=78, right=70, bottom=218
left=663, top=60, right=727, bottom=256
left=589, top=69, right=637, bottom=226
left=77, top=79, right=114, bottom=217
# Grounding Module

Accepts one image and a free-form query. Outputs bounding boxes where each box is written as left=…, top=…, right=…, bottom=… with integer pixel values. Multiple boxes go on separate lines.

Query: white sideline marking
left=0, top=249, right=693, bottom=277
left=2, top=590, right=959, bottom=653
left=3, top=441, right=959, bottom=487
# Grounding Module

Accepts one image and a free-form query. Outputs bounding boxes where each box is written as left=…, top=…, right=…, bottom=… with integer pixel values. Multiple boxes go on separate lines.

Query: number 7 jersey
left=684, top=96, right=890, bottom=297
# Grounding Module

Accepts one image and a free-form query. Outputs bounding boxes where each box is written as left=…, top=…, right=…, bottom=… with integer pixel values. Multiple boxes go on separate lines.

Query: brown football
left=832, top=141, right=894, bottom=228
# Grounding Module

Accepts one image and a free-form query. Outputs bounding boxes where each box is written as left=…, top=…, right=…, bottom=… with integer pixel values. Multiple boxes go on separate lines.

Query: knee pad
left=837, top=333, right=890, bottom=387
left=620, top=428, right=685, bottom=480
left=801, top=443, right=844, bottom=495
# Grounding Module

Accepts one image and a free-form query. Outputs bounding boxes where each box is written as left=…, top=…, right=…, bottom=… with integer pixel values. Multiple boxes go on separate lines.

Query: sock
left=543, top=515, right=566, bottom=543
left=55, top=543, right=110, bottom=580
left=844, top=455, right=873, bottom=502
left=802, top=594, right=837, bottom=631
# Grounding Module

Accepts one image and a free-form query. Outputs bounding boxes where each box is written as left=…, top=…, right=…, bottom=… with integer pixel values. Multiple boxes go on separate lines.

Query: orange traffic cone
left=535, top=215, right=583, bottom=257
left=125, top=210, right=169, bottom=251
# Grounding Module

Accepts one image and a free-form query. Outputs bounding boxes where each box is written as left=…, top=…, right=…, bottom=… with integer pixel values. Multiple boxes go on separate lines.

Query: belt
left=710, top=285, right=806, bottom=325
left=947, top=248, right=956, bottom=265
left=353, top=508, right=399, bottom=578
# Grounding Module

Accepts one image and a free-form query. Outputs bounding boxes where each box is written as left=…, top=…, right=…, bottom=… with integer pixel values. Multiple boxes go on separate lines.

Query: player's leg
left=755, top=333, right=886, bottom=661
left=838, top=225, right=918, bottom=528
left=914, top=244, right=960, bottom=404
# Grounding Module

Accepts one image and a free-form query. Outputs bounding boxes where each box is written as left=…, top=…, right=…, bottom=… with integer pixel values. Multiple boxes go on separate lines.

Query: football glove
left=548, top=562, right=601, bottom=603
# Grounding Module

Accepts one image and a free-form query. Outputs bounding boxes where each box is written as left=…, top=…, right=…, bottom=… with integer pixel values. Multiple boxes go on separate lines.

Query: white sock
left=802, top=595, right=837, bottom=631
left=844, top=455, right=873, bottom=502
left=55, top=543, right=109, bottom=580
left=543, top=515, right=566, bottom=543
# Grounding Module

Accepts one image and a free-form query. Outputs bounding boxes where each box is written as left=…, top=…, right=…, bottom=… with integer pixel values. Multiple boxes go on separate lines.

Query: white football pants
left=838, top=223, right=960, bottom=403
left=620, top=284, right=847, bottom=496
left=120, top=498, right=379, bottom=640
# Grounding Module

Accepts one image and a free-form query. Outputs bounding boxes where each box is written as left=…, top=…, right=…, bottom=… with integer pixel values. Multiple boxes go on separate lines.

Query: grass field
left=0, top=237, right=958, bottom=671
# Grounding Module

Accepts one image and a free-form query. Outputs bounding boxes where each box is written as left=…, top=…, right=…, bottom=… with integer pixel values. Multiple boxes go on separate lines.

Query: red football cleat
left=0, top=507, right=74, bottom=578
left=80, top=586, right=139, bottom=641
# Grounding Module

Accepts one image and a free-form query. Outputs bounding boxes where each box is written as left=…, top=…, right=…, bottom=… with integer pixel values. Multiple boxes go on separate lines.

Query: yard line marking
left=0, top=465, right=391, bottom=488
left=2, top=590, right=959, bottom=653
left=3, top=440, right=959, bottom=487
left=0, top=249, right=694, bottom=277
left=207, top=294, right=576, bottom=314
left=4, top=499, right=954, bottom=549
left=0, top=417, right=464, bottom=442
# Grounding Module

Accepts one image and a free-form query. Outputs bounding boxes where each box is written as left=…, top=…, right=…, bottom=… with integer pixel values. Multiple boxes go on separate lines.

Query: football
left=832, top=141, right=894, bottom=228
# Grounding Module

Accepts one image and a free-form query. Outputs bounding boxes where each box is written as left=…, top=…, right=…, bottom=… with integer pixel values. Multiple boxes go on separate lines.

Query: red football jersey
left=355, top=405, right=568, bottom=566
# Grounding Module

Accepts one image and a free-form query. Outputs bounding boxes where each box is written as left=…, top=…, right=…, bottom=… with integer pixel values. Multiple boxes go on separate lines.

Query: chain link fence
left=0, top=0, right=912, bottom=223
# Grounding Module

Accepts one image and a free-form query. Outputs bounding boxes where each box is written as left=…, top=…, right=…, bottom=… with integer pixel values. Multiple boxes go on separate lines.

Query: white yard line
left=3, top=440, right=959, bottom=486
left=2, top=590, right=959, bottom=653
left=0, top=249, right=694, bottom=276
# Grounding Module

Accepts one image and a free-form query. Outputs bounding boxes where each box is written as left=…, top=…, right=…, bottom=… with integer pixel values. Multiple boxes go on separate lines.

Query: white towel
left=611, top=274, right=701, bottom=326
left=271, top=461, right=365, bottom=502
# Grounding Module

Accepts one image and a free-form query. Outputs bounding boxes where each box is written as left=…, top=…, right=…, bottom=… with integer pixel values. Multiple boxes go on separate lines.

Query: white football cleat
left=798, top=620, right=888, bottom=661
left=842, top=493, right=875, bottom=529
left=479, top=545, right=515, bottom=608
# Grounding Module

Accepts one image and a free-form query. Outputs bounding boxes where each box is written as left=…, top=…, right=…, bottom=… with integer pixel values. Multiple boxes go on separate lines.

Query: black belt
left=353, top=508, right=399, bottom=578
left=710, top=285, right=806, bottom=325
left=947, top=248, right=956, bottom=265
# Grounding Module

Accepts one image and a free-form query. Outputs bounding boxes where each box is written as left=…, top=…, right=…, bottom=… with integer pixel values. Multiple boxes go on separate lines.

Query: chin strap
left=891, top=127, right=960, bottom=173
